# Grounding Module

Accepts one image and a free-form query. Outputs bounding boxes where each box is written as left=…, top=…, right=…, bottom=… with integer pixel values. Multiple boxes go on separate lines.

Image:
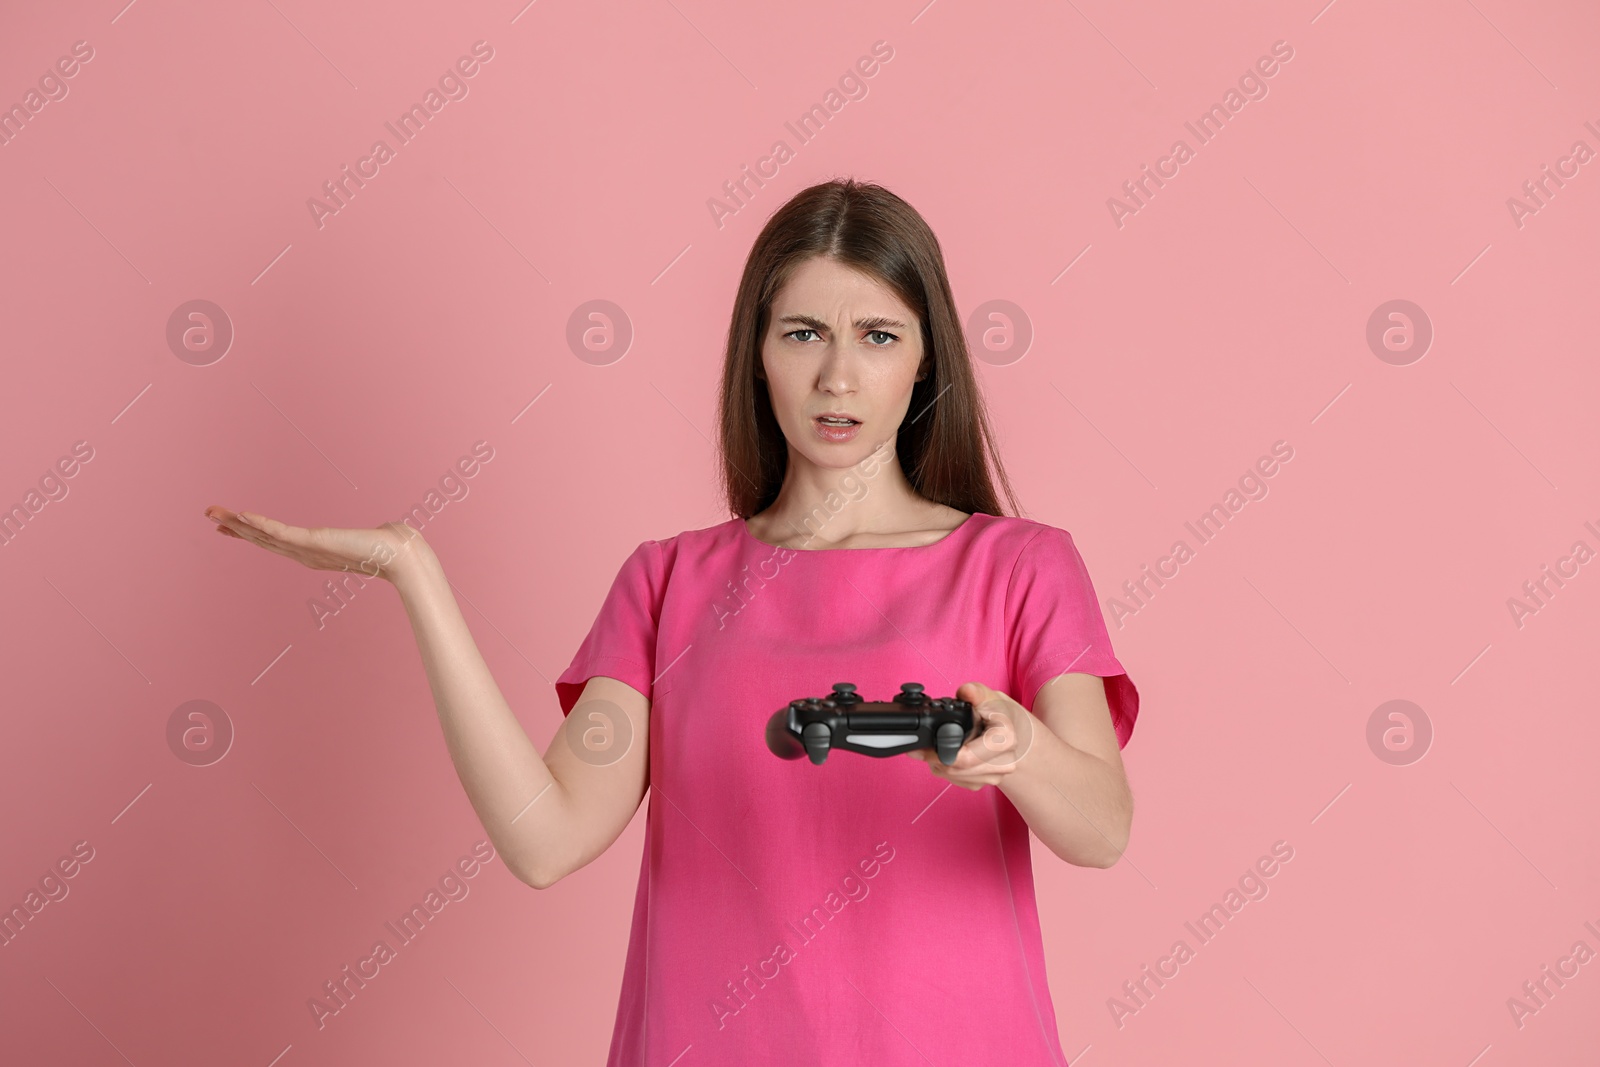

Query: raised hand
left=203, top=505, right=429, bottom=584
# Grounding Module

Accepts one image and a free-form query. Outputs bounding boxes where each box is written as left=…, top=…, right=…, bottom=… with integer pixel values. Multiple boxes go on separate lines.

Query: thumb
left=957, top=681, right=998, bottom=711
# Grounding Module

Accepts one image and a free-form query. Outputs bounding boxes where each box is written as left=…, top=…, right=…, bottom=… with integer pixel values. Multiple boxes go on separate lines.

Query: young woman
left=205, top=178, right=1139, bottom=1065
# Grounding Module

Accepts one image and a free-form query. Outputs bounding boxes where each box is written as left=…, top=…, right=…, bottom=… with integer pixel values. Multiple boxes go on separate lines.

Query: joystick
left=765, top=683, right=980, bottom=766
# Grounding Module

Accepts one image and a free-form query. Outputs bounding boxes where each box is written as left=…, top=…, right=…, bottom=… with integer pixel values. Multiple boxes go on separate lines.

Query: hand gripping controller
left=765, top=683, right=979, bottom=766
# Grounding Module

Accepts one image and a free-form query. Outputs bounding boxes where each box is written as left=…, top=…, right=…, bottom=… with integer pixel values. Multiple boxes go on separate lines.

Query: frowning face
left=759, top=255, right=928, bottom=470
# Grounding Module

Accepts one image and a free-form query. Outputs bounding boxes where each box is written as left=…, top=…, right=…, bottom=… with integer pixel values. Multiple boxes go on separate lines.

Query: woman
left=205, top=178, right=1139, bottom=1064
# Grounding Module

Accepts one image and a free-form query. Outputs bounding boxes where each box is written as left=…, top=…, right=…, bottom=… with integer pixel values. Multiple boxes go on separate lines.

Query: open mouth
left=813, top=415, right=862, bottom=441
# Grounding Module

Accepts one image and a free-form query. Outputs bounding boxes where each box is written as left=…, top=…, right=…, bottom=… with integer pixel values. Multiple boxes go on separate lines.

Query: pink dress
left=555, top=511, right=1139, bottom=1065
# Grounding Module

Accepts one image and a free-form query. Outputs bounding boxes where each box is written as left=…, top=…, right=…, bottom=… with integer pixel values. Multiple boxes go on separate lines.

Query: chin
left=798, top=445, right=865, bottom=469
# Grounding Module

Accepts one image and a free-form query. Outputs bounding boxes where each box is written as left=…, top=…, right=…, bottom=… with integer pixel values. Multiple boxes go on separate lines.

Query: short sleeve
left=554, top=539, right=665, bottom=717
left=1006, top=526, right=1140, bottom=748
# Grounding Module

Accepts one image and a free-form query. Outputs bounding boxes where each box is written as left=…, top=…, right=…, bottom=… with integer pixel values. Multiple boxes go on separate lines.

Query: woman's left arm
left=907, top=674, right=1133, bottom=868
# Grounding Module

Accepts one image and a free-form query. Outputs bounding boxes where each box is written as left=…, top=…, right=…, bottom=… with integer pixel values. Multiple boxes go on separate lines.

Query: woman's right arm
left=391, top=548, right=651, bottom=888
left=204, top=506, right=649, bottom=889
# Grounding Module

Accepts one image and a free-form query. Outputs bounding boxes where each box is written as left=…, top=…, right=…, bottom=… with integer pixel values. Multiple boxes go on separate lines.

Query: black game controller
left=766, top=683, right=980, bottom=766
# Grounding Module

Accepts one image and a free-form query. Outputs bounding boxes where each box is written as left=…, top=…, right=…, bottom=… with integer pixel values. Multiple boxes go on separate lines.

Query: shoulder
left=618, top=517, right=746, bottom=576
left=969, top=513, right=1077, bottom=560
left=973, top=516, right=1104, bottom=599
left=659, top=516, right=746, bottom=556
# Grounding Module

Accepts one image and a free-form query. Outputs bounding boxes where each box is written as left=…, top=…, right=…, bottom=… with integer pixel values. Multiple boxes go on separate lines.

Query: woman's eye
left=784, top=328, right=896, bottom=344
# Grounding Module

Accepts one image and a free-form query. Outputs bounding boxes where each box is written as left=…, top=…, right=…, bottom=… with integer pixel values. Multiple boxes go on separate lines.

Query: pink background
left=2, top=0, right=1597, bottom=1063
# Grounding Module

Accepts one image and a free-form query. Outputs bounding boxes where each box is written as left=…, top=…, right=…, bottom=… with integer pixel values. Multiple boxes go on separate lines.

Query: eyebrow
left=776, top=313, right=909, bottom=333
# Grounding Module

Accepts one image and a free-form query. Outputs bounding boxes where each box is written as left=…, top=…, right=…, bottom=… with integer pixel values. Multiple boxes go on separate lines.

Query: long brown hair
left=716, top=178, right=1022, bottom=521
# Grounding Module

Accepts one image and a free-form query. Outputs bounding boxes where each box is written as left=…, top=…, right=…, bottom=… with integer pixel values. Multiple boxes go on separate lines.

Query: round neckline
left=737, top=510, right=986, bottom=554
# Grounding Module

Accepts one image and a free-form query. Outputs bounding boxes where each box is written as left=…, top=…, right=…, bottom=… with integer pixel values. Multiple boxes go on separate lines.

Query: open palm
left=203, top=505, right=425, bottom=583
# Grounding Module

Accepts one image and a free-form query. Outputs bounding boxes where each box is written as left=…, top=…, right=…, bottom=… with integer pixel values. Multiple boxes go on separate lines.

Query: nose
left=815, top=333, right=858, bottom=394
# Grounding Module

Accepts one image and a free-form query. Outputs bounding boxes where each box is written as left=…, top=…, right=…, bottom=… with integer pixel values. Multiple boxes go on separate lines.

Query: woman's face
left=759, top=256, right=928, bottom=470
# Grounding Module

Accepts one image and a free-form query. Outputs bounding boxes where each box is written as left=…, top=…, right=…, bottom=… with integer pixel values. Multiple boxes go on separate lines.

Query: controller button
left=935, top=721, right=965, bottom=765
left=845, top=733, right=919, bottom=748
left=802, top=722, right=832, bottom=764
left=849, top=713, right=919, bottom=729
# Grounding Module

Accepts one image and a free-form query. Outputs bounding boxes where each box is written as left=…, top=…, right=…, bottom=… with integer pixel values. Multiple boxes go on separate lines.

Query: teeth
left=818, top=417, right=855, bottom=425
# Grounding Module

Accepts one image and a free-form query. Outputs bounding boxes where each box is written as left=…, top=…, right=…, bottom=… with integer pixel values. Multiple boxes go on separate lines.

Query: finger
left=960, top=684, right=1014, bottom=737
left=234, top=511, right=304, bottom=549
left=222, top=517, right=303, bottom=560
left=239, top=511, right=299, bottom=544
left=212, top=509, right=258, bottom=535
left=957, top=680, right=992, bottom=706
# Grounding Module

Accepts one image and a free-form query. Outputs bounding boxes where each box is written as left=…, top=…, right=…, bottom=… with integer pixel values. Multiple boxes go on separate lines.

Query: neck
left=761, top=438, right=937, bottom=544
